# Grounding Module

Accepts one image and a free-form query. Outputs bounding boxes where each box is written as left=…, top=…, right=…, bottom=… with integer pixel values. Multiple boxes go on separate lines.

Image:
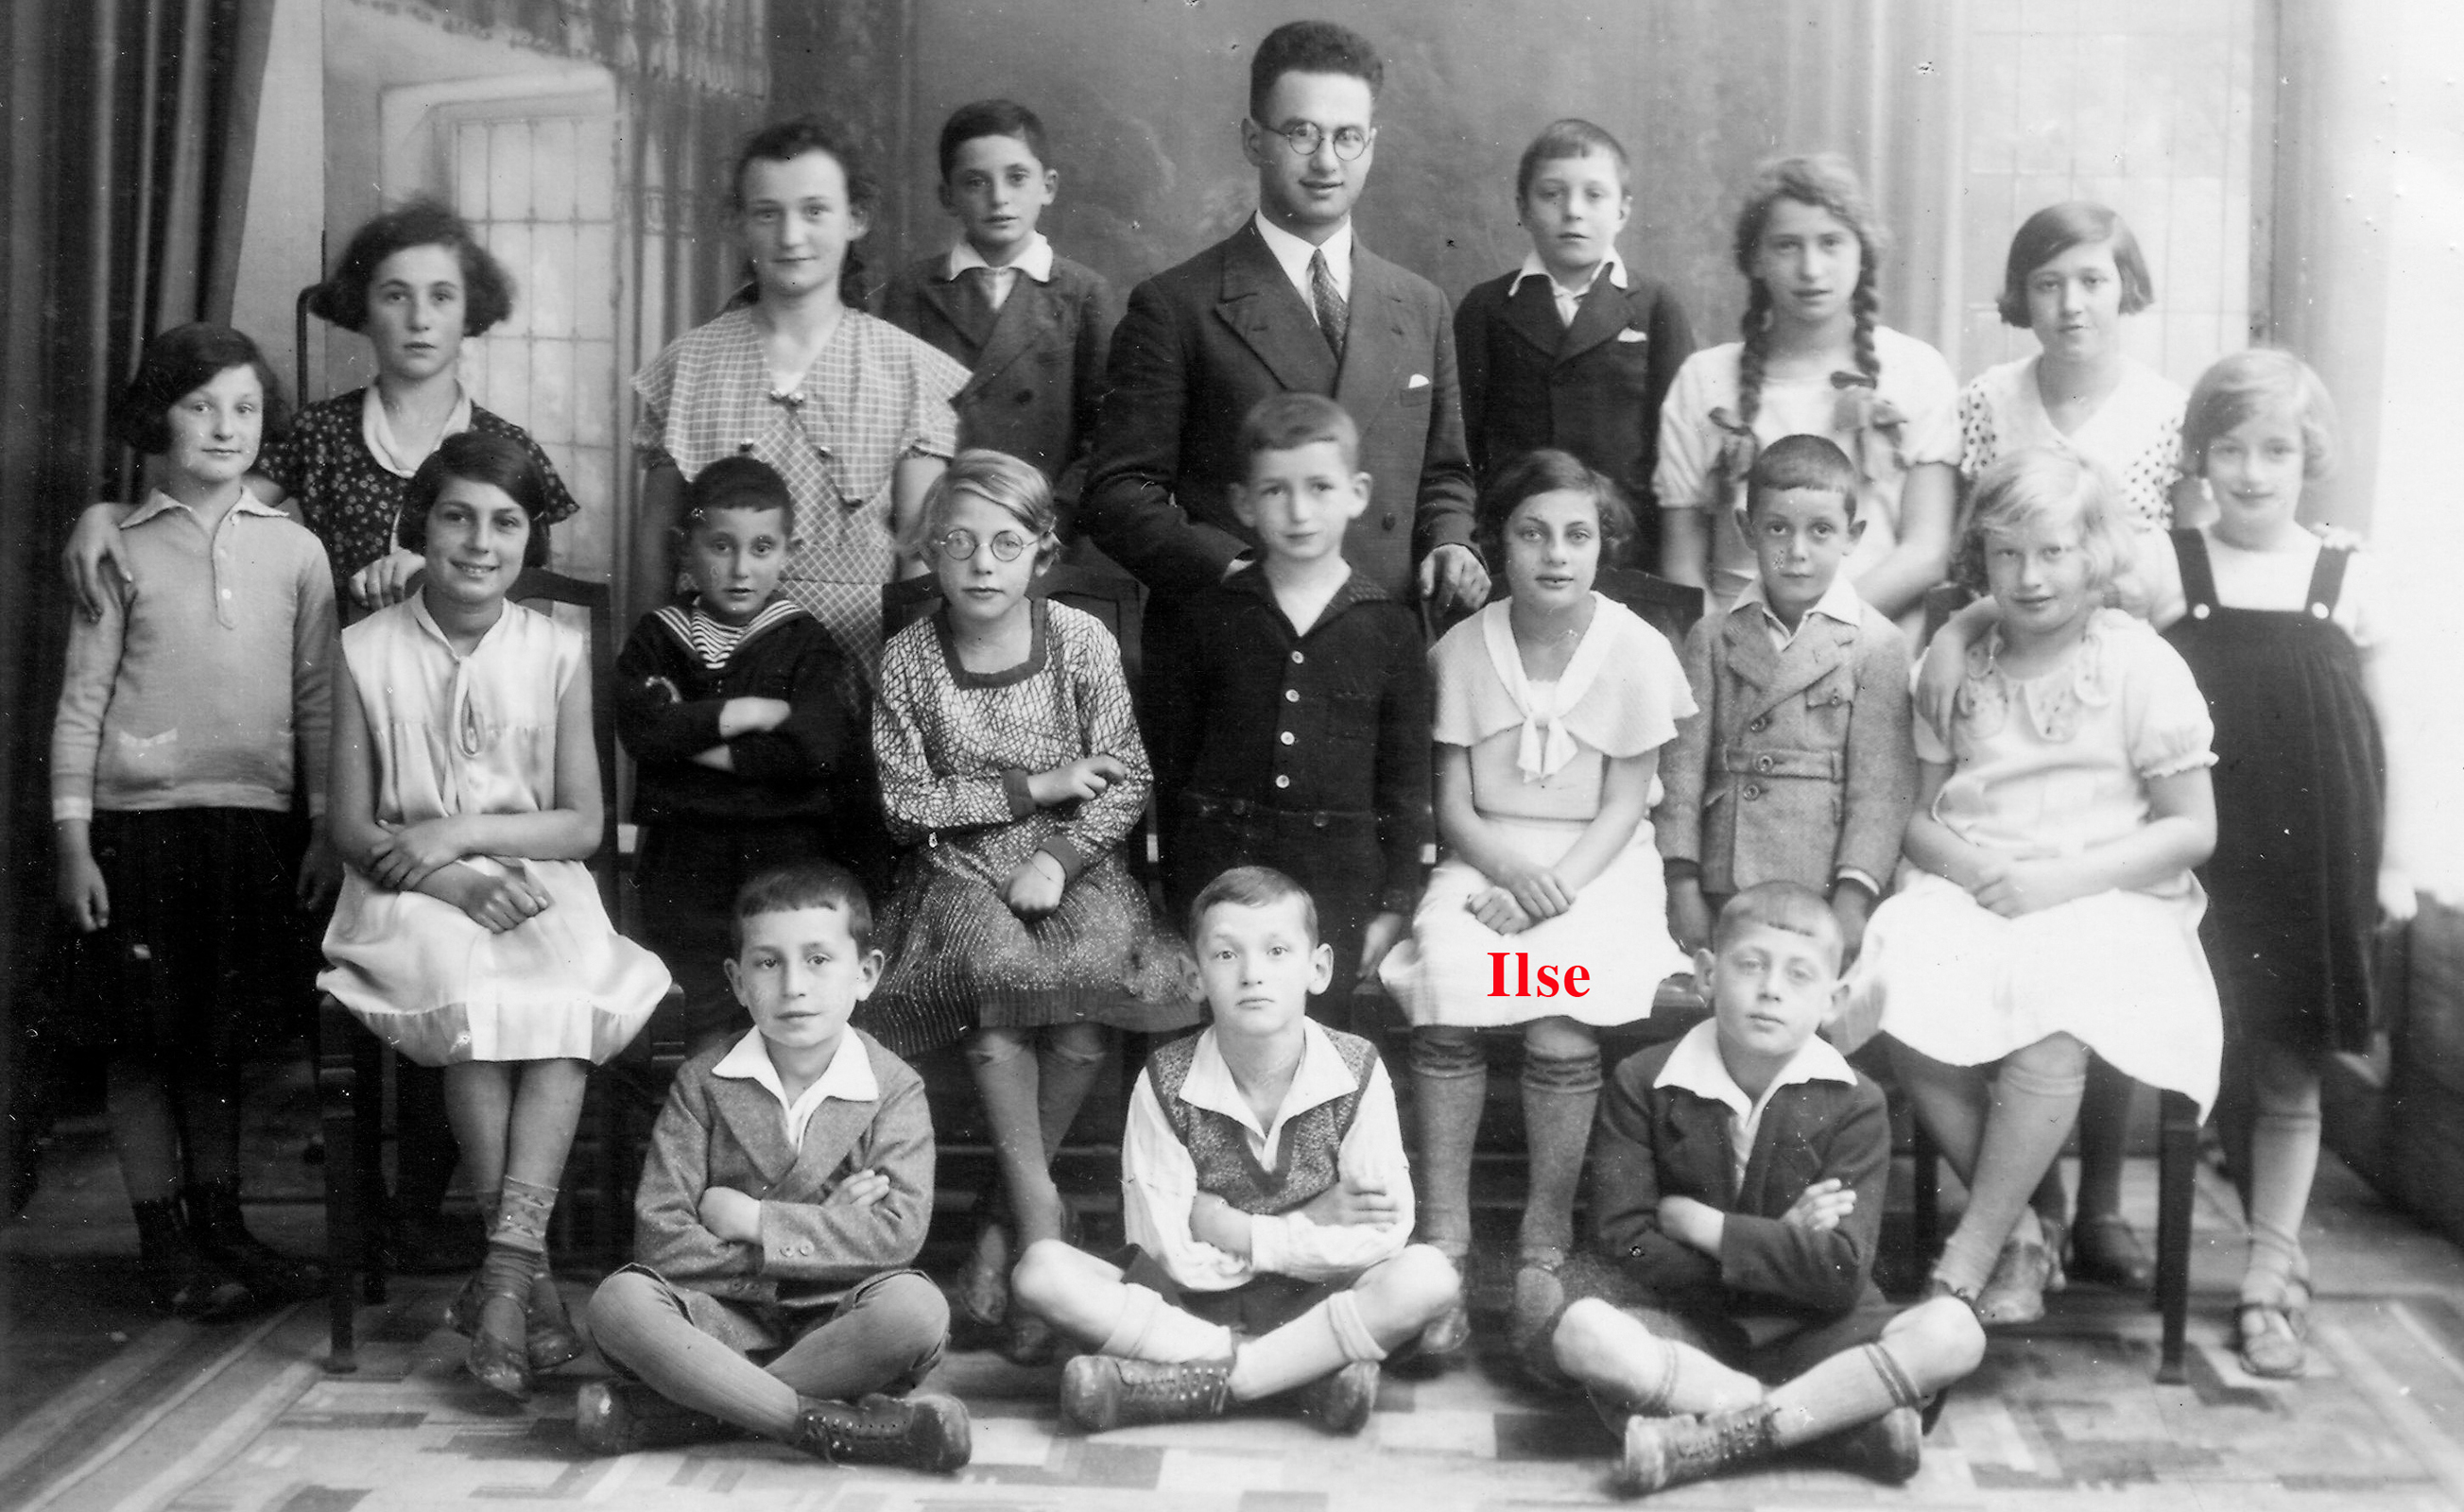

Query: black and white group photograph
left=2, top=1, right=2461, bottom=1507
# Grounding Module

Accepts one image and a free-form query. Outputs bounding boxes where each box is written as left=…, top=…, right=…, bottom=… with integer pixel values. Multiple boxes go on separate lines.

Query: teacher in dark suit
left=1080, top=19, right=1486, bottom=617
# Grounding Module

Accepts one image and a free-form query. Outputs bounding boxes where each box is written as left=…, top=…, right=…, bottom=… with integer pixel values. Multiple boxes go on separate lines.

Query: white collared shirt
left=1511, top=249, right=1628, bottom=330
left=1121, top=1020, right=1412, bottom=1290
left=360, top=384, right=474, bottom=479
left=711, top=1028, right=877, bottom=1148
left=1253, top=212, right=1354, bottom=317
left=1656, top=1019, right=1858, bottom=1187
left=1731, top=572, right=1869, bottom=654
left=945, top=233, right=1055, bottom=314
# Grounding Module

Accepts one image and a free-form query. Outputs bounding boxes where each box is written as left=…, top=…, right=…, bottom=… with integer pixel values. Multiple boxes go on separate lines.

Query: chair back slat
left=509, top=568, right=619, bottom=908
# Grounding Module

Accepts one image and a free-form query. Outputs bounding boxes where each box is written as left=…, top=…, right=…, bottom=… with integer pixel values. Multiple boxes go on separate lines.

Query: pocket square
left=1406, top=372, right=1430, bottom=389
left=1616, top=327, right=1650, bottom=343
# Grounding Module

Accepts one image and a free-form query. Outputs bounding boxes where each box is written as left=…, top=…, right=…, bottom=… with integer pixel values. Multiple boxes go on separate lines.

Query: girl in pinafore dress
left=861, top=451, right=1198, bottom=1359
left=1851, top=448, right=2220, bottom=1326
left=1379, top=450, right=1696, bottom=1370
left=630, top=116, right=968, bottom=681
left=2137, top=351, right=2415, bottom=1375
left=321, top=433, right=669, bottom=1400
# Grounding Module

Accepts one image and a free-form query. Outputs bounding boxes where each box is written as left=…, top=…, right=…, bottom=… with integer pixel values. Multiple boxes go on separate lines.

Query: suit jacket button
left=1749, top=716, right=1768, bottom=732
left=1382, top=511, right=1396, bottom=529
left=1743, top=782, right=1763, bottom=800
left=1756, top=754, right=1774, bottom=773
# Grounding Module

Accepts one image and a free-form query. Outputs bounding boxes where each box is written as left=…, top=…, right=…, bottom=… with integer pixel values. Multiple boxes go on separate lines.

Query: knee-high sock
left=1766, top=1343, right=1924, bottom=1447
left=2242, top=1082, right=2322, bottom=1305
left=1519, top=1049, right=1602, bottom=1257
left=481, top=1177, right=557, bottom=1297
left=1227, top=1292, right=1384, bottom=1400
left=1935, top=1056, right=2084, bottom=1296
left=1096, top=1283, right=1234, bottom=1366
left=1410, top=1031, right=1487, bottom=1251
left=1553, top=1303, right=1763, bottom=1418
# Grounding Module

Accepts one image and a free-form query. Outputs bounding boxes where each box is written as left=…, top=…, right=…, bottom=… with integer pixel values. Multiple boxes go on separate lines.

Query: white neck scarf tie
left=1481, top=597, right=1611, bottom=783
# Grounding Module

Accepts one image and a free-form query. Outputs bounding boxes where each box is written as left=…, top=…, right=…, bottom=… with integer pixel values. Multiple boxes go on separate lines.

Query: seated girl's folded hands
left=1969, top=852, right=2094, bottom=919
left=1028, top=752, right=1127, bottom=806
left=451, top=869, right=553, bottom=933
left=1469, top=885, right=1533, bottom=936
left=1489, top=856, right=1576, bottom=923
left=366, top=816, right=474, bottom=889
left=1004, top=851, right=1067, bottom=918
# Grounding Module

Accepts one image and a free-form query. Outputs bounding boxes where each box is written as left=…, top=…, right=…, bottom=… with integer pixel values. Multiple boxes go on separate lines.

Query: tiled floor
left=9, top=1071, right=2464, bottom=1511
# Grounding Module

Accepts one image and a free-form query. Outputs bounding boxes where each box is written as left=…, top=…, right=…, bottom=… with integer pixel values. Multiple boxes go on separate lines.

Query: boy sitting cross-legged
left=1544, top=882, right=1983, bottom=1496
left=578, top=863, right=970, bottom=1471
left=1009, top=866, right=1460, bottom=1435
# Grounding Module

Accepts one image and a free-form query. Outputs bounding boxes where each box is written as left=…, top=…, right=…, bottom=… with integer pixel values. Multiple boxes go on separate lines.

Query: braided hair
left=1718, top=154, right=1891, bottom=495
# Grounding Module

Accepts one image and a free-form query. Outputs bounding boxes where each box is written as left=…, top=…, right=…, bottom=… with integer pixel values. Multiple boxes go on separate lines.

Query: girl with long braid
left=1654, top=155, right=1959, bottom=626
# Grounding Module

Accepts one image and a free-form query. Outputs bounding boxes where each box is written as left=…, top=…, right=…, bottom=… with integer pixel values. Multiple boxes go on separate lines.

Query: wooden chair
left=317, top=568, right=628, bottom=1372
left=1904, top=579, right=2200, bottom=1382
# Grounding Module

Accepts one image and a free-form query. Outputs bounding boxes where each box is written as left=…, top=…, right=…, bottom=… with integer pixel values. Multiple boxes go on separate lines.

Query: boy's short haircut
left=1954, top=447, right=2134, bottom=601
left=113, top=322, right=290, bottom=456
left=1515, top=117, right=1632, bottom=203
left=1249, top=20, right=1382, bottom=120
left=1237, top=392, right=1361, bottom=475
left=733, top=861, right=874, bottom=954
left=1473, top=447, right=1636, bottom=571
left=1746, top=433, right=1860, bottom=520
left=938, top=98, right=1049, bottom=180
left=396, top=431, right=554, bottom=568
left=681, top=455, right=794, bottom=533
left=1188, top=865, right=1319, bottom=946
left=1996, top=200, right=2155, bottom=327
left=1713, top=881, right=1844, bottom=971
left=897, top=447, right=1060, bottom=567
left=2180, top=347, right=2338, bottom=482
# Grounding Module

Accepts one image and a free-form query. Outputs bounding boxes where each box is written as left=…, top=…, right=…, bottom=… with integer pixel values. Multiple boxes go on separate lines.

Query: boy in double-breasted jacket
left=578, top=864, right=970, bottom=1471
left=1657, top=435, right=1917, bottom=960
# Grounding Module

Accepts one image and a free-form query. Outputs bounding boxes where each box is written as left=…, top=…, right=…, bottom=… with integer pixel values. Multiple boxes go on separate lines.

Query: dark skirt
left=858, top=844, right=1199, bottom=1058
left=62, top=807, right=317, bottom=1064
left=2166, top=532, right=2385, bottom=1055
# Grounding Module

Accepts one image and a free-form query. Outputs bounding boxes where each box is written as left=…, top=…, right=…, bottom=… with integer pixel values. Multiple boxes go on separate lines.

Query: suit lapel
left=791, top=1098, right=876, bottom=1188
left=1215, top=223, right=1338, bottom=395
left=1500, top=274, right=1565, bottom=360
left=1558, top=280, right=1632, bottom=365
left=910, top=272, right=989, bottom=362
left=1333, top=243, right=1410, bottom=430
left=1737, top=615, right=1857, bottom=721
left=710, top=1077, right=803, bottom=1188
left=965, top=277, right=1059, bottom=396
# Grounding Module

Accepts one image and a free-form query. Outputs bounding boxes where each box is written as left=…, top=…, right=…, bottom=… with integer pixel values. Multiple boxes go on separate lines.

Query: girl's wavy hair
left=307, top=198, right=517, bottom=337
left=1720, top=154, right=1889, bottom=490
left=2180, top=347, right=2339, bottom=482
left=1474, top=447, right=1636, bottom=574
left=898, top=448, right=1061, bottom=572
left=731, top=115, right=878, bottom=307
left=396, top=430, right=554, bottom=569
left=1953, top=447, right=2135, bottom=603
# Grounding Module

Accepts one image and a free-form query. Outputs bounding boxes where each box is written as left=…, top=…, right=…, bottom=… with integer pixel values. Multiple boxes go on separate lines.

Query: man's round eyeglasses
left=932, top=527, right=1033, bottom=563
left=1257, top=120, right=1373, bottom=161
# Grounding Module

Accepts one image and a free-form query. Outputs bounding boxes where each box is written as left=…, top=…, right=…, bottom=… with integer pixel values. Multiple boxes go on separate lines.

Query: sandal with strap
left=2237, top=1279, right=2311, bottom=1379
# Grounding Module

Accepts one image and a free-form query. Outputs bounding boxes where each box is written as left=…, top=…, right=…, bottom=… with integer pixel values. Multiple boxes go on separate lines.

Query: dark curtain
left=0, top=0, right=272, bottom=1207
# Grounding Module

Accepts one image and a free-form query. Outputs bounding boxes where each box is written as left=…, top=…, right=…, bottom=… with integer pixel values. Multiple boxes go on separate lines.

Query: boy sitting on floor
left=1009, top=865, right=1459, bottom=1434
left=1547, top=882, right=1983, bottom=1495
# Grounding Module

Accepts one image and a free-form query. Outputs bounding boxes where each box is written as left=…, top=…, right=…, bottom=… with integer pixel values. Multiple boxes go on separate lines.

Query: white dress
left=1379, top=597, right=1695, bottom=1027
left=319, top=597, right=670, bottom=1066
left=1845, top=610, right=2222, bottom=1113
left=1653, top=326, right=1960, bottom=611
left=1957, top=355, right=2186, bottom=533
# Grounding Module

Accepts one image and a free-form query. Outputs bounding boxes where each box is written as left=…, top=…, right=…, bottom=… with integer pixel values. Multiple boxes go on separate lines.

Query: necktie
left=1309, top=249, right=1348, bottom=363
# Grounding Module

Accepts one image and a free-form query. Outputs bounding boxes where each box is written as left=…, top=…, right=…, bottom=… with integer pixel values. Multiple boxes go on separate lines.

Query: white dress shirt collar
left=1732, top=572, right=1868, bottom=651
left=1656, top=1018, right=1856, bottom=1180
left=1254, top=212, right=1353, bottom=306
left=1178, top=1019, right=1363, bottom=1166
left=713, top=1028, right=878, bottom=1147
left=1512, top=249, right=1628, bottom=328
left=946, top=233, right=1055, bottom=305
